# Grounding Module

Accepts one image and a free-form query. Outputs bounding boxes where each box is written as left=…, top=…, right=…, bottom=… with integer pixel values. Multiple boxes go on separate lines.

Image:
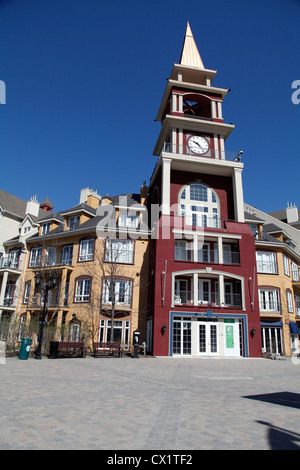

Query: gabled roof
left=60, top=203, right=97, bottom=216
left=0, top=189, right=27, bottom=219
left=0, top=189, right=49, bottom=220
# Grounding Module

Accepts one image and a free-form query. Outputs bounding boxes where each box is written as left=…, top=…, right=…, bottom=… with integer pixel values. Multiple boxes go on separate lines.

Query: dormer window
left=41, top=222, right=50, bottom=235
left=118, top=212, right=139, bottom=229
left=68, top=215, right=80, bottom=230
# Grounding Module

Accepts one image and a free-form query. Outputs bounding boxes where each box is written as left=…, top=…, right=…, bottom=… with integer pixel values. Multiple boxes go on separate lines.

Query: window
left=75, top=278, right=91, bottom=302
left=79, top=239, right=94, bottom=261
left=175, top=240, right=192, bottom=261
left=8, top=250, right=20, bottom=269
left=4, top=282, right=15, bottom=305
left=68, top=216, right=80, bottom=230
left=223, top=244, right=239, bottom=264
left=23, top=282, right=31, bottom=304
left=287, top=290, right=293, bottom=313
left=259, top=289, right=280, bottom=312
left=174, top=279, right=189, bottom=304
left=105, top=240, right=134, bottom=264
left=179, top=183, right=219, bottom=228
left=118, top=212, right=139, bottom=229
left=61, top=245, right=73, bottom=265
left=99, top=319, right=130, bottom=349
left=102, top=279, right=132, bottom=305
left=172, top=316, right=192, bottom=355
left=29, top=247, right=42, bottom=267
left=41, top=222, right=50, bottom=235
left=45, top=247, right=56, bottom=266
left=292, top=261, right=299, bottom=281
left=283, top=255, right=290, bottom=276
left=198, top=280, right=211, bottom=304
left=256, top=252, right=277, bottom=274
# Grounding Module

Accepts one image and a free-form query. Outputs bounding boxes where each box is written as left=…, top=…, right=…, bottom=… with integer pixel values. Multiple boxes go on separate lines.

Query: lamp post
left=34, top=271, right=58, bottom=360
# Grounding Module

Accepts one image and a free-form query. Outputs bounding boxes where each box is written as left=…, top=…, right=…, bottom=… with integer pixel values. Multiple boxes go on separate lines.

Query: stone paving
left=0, top=354, right=300, bottom=450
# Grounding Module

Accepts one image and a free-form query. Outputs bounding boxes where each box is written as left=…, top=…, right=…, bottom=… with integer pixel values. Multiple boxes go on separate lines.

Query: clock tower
left=147, top=22, right=262, bottom=358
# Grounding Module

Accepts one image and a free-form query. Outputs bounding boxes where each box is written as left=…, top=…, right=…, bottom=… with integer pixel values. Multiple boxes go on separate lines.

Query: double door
left=198, top=321, right=219, bottom=356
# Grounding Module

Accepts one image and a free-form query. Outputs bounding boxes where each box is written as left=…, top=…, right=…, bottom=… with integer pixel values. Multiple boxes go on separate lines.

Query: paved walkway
left=0, top=355, right=300, bottom=450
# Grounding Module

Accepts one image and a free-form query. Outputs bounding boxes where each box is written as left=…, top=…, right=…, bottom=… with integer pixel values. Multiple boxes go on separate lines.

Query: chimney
left=79, top=187, right=101, bottom=209
left=286, top=202, right=299, bottom=224
left=26, top=195, right=40, bottom=218
left=140, top=180, right=148, bottom=206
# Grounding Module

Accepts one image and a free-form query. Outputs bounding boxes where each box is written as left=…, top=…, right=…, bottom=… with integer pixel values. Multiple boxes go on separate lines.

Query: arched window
left=179, top=183, right=220, bottom=228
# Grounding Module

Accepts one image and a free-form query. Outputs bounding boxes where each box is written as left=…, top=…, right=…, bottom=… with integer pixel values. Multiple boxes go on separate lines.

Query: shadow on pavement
left=256, top=421, right=300, bottom=450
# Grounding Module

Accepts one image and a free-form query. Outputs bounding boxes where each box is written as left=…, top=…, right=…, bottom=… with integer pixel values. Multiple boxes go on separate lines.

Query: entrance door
left=224, top=319, right=240, bottom=356
left=198, top=321, right=219, bottom=356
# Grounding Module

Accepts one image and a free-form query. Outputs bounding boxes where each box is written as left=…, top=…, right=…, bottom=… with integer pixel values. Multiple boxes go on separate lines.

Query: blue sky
left=0, top=0, right=299, bottom=214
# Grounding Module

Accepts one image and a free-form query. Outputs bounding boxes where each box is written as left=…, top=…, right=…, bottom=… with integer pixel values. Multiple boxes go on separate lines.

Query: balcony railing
left=256, top=262, right=278, bottom=274
left=175, top=247, right=240, bottom=264
left=173, top=291, right=242, bottom=308
left=161, top=143, right=243, bottom=162
left=29, top=255, right=73, bottom=269
left=0, top=257, right=22, bottom=270
left=259, top=301, right=281, bottom=314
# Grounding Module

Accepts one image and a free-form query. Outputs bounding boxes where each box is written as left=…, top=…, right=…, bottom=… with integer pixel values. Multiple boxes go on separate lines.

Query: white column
left=172, top=93, right=177, bottom=113
left=219, top=137, right=225, bottom=159
left=0, top=271, right=8, bottom=305
left=214, top=135, right=219, bottom=159
left=217, top=237, right=223, bottom=264
left=161, top=157, right=171, bottom=215
left=211, top=101, right=217, bottom=119
left=217, top=101, right=223, bottom=119
left=233, top=168, right=245, bottom=222
left=218, top=274, right=224, bottom=307
left=178, top=94, right=183, bottom=113
left=193, top=273, right=198, bottom=306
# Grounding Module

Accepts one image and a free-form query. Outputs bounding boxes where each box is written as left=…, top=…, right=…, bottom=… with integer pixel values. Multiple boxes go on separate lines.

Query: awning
left=261, top=321, right=283, bottom=327
left=289, top=322, right=300, bottom=335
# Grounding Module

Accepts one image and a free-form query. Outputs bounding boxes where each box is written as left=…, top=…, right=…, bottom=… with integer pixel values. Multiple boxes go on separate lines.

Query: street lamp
left=34, top=271, right=58, bottom=359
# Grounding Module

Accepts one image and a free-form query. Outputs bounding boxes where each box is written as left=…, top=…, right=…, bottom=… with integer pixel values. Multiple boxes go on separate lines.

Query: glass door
left=198, top=321, right=219, bottom=356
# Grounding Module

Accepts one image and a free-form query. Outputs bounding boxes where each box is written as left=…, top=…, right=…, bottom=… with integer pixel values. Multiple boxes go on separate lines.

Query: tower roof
left=179, top=22, right=204, bottom=69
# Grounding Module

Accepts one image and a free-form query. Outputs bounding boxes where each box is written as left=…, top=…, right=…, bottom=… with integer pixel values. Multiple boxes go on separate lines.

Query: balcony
left=0, top=257, right=23, bottom=271
left=29, top=255, right=73, bottom=270
left=161, top=142, right=242, bottom=162
left=173, top=290, right=242, bottom=308
left=259, top=301, right=282, bottom=314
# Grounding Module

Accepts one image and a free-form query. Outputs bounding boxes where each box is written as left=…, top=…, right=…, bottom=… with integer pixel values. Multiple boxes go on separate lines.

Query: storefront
left=169, top=312, right=248, bottom=357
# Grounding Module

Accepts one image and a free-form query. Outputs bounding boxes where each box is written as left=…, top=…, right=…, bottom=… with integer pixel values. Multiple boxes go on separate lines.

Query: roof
left=0, top=189, right=27, bottom=218
left=179, top=22, right=204, bottom=69
left=108, top=193, right=142, bottom=208
left=60, top=203, right=97, bottom=216
left=244, top=211, right=265, bottom=222
left=40, top=197, right=54, bottom=209
left=0, top=189, right=49, bottom=220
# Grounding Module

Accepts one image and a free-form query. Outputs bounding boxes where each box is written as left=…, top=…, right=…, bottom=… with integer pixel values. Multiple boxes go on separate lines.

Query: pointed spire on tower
left=179, top=21, right=204, bottom=69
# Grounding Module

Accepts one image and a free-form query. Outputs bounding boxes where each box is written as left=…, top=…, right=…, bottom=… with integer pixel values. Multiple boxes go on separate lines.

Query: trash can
left=49, top=341, right=59, bottom=359
left=19, top=338, right=32, bottom=360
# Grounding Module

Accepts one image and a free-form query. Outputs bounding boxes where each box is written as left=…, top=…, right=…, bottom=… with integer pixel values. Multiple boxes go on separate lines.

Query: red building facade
left=147, top=23, right=262, bottom=358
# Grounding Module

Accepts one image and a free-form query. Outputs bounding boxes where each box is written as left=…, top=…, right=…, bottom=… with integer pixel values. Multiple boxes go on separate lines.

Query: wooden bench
left=57, top=342, right=86, bottom=358
left=93, top=342, right=122, bottom=358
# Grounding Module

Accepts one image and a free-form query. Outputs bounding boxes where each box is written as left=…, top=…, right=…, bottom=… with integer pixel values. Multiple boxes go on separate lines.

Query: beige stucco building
left=16, top=187, right=150, bottom=355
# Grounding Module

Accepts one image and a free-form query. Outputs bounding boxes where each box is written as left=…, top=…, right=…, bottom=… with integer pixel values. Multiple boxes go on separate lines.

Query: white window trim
left=179, top=183, right=220, bottom=229
left=105, top=239, right=134, bottom=264
left=79, top=239, right=94, bottom=261
left=102, top=279, right=132, bottom=305
left=75, top=278, right=91, bottom=302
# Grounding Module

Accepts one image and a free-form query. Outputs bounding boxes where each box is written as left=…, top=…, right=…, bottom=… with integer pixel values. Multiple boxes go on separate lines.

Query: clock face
left=188, top=135, right=209, bottom=155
